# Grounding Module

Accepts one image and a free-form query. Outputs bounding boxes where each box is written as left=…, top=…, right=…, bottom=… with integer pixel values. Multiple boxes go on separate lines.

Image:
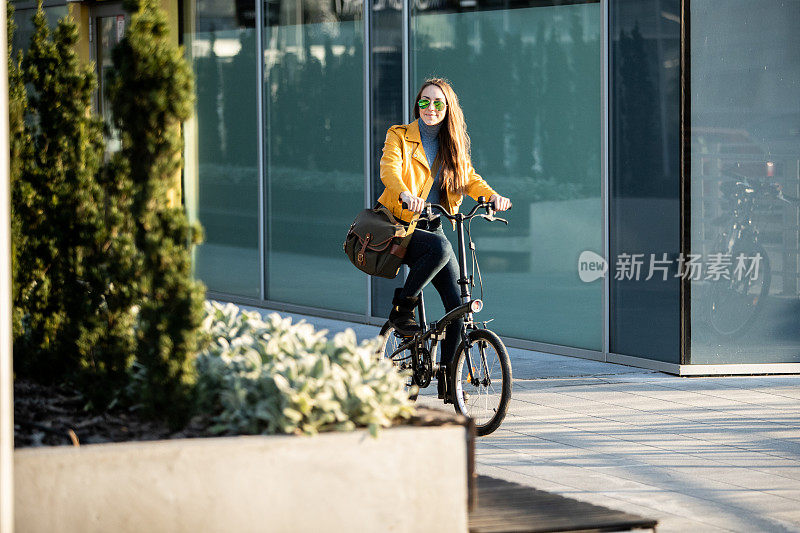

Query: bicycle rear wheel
left=452, top=329, right=511, bottom=436
left=378, top=322, right=418, bottom=401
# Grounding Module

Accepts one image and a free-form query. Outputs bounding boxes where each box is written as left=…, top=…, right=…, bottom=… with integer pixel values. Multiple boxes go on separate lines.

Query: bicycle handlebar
left=721, top=177, right=797, bottom=201
left=401, top=196, right=511, bottom=223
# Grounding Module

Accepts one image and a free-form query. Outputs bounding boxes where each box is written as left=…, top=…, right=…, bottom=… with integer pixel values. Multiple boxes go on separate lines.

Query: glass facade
left=690, top=0, right=800, bottom=363
left=96, top=13, right=127, bottom=155
left=411, top=0, right=602, bottom=349
left=263, top=0, right=367, bottom=313
left=368, top=0, right=404, bottom=319
left=187, top=0, right=367, bottom=310
left=609, top=0, right=681, bottom=363
left=181, top=0, right=800, bottom=370
left=186, top=0, right=261, bottom=298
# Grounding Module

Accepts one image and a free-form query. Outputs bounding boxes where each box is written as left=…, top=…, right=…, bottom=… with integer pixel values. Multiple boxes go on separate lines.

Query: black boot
left=389, top=288, right=421, bottom=336
left=438, top=364, right=455, bottom=404
left=437, top=365, right=448, bottom=400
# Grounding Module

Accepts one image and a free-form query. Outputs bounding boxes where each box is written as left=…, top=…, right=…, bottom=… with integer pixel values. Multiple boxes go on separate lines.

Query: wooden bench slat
left=469, top=475, right=657, bottom=533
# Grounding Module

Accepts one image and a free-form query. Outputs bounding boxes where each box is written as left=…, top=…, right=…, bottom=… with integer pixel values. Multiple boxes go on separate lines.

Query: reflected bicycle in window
left=703, top=163, right=800, bottom=339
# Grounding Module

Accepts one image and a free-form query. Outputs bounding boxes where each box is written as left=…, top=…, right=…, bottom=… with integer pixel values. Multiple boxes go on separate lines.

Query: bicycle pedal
left=440, top=386, right=454, bottom=404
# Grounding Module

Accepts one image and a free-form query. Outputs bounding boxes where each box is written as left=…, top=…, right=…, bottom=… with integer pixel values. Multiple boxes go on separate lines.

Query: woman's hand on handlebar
left=489, top=194, right=512, bottom=211
left=400, top=191, right=426, bottom=213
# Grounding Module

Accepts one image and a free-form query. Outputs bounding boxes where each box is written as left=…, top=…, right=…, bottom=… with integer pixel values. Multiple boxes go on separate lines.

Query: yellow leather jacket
left=377, top=120, right=497, bottom=224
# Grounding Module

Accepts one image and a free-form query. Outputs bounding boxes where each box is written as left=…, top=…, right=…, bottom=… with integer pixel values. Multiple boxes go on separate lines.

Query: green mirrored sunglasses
left=418, top=98, right=446, bottom=112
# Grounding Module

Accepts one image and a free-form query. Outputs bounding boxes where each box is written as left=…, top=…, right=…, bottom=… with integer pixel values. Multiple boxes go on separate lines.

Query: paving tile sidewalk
left=248, top=305, right=800, bottom=533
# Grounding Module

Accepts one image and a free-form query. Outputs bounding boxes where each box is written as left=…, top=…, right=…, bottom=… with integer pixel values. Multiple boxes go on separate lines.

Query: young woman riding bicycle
left=377, top=78, right=511, bottom=401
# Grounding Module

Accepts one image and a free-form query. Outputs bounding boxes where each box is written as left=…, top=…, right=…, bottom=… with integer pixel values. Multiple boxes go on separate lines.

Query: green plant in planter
left=195, top=302, right=416, bottom=437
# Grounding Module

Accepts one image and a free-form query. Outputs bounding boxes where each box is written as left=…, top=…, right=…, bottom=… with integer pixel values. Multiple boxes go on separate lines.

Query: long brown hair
left=413, top=78, right=471, bottom=195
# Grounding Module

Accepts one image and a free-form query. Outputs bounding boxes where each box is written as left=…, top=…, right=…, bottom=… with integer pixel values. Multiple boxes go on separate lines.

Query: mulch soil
left=14, top=380, right=466, bottom=449
left=13, top=379, right=209, bottom=448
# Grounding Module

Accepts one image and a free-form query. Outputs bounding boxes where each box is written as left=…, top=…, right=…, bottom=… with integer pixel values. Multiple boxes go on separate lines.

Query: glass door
left=91, top=3, right=127, bottom=155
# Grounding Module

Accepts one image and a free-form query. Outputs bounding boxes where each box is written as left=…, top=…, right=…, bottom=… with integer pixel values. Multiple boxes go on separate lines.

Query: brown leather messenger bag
left=343, top=160, right=439, bottom=279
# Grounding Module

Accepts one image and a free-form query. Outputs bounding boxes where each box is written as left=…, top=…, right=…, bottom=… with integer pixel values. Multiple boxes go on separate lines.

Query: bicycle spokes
left=453, top=329, right=511, bottom=436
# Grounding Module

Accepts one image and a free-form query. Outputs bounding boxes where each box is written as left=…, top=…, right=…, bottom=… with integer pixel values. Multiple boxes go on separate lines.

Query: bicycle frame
left=387, top=300, right=477, bottom=361
left=389, top=200, right=507, bottom=381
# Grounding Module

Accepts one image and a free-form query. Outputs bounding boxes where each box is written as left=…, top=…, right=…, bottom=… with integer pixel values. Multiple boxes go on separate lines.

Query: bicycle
left=377, top=197, right=512, bottom=436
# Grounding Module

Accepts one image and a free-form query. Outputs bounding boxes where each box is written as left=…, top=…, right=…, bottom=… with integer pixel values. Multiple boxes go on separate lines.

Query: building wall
left=186, top=0, right=608, bottom=350
left=689, top=0, right=800, bottom=364
left=14, top=0, right=800, bottom=368
left=183, top=0, right=800, bottom=368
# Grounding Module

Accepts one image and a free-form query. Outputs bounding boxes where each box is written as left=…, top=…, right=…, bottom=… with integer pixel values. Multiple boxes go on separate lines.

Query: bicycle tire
left=452, top=329, right=511, bottom=436
left=378, top=322, right=419, bottom=401
left=709, top=244, right=771, bottom=339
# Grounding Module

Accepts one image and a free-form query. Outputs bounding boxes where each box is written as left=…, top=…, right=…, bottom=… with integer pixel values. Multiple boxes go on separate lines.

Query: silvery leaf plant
left=195, top=301, right=416, bottom=437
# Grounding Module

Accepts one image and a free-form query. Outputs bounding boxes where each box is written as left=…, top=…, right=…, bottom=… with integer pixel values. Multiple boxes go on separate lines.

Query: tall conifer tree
left=12, top=4, right=136, bottom=405
left=8, top=3, right=31, bottom=342
left=106, top=0, right=204, bottom=424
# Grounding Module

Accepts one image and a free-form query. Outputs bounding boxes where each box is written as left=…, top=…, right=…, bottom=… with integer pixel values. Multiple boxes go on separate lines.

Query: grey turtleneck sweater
left=418, top=118, right=443, bottom=206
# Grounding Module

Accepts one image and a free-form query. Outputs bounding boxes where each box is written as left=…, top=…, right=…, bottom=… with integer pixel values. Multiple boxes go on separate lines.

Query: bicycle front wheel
left=453, top=329, right=511, bottom=436
left=378, top=322, right=418, bottom=401
left=709, top=244, right=771, bottom=339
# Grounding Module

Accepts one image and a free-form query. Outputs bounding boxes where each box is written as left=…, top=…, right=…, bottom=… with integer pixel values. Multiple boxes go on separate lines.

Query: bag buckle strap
left=357, top=233, right=372, bottom=265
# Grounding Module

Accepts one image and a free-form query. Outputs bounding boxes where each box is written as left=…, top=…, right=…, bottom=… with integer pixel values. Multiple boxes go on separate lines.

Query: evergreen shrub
left=106, top=0, right=205, bottom=425
left=10, top=3, right=137, bottom=405
left=194, top=302, right=415, bottom=436
left=10, top=0, right=204, bottom=421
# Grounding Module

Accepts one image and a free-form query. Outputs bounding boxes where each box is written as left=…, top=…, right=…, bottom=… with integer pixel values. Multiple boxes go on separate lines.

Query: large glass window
left=690, top=0, right=800, bottom=363
left=186, top=0, right=261, bottom=297
left=609, top=0, right=681, bottom=364
left=94, top=7, right=128, bottom=155
left=411, top=0, right=602, bottom=349
left=263, top=0, right=366, bottom=313
left=10, top=4, right=69, bottom=55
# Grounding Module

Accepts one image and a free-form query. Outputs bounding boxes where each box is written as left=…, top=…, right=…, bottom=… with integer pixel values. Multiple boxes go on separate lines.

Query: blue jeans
left=398, top=220, right=463, bottom=367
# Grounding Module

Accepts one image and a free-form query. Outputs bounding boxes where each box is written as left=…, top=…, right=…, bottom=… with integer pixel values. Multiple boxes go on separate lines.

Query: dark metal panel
left=680, top=0, right=691, bottom=365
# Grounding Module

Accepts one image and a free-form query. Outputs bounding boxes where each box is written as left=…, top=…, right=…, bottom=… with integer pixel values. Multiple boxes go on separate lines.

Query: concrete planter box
left=15, top=413, right=469, bottom=533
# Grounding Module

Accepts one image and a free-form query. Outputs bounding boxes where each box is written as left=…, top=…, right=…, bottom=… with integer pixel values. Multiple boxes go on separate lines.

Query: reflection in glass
left=187, top=0, right=261, bottom=297
left=411, top=1, right=602, bottom=349
left=609, top=0, right=681, bottom=363
left=97, top=15, right=127, bottom=155
left=690, top=0, right=800, bottom=363
left=10, top=5, right=69, bottom=56
left=264, top=0, right=366, bottom=313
